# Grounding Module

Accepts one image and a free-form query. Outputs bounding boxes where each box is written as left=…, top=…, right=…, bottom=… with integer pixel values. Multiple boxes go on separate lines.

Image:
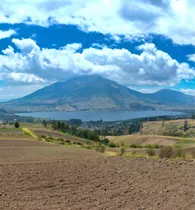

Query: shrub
left=108, top=142, right=117, bottom=148
left=130, top=144, right=143, bottom=148
left=101, top=138, right=109, bottom=145
left=159, top=146, right=174, bottom=158
left=175, top=148, right=186, bottom=158
left=81, top=145, right=92, bottom=150
left=40, top=134, right=46, bottom=138
left=65, top=140, right=71, bottom=143
left=58, top=139, right=65, bottom=145
left=145, top=144, right=161, bottom=149
left=120, top=147, right=126, bottom=156
left=38, top=135, right=42, bottom=141
left=191, top=148, right=195, bottom=159
left=96, top=144, right=106, bottom=153
left=76, top=142, right=83, bottom=145
left=130, top=144, right=138, bottom=148
left=146, top=148, right=156, bottom=157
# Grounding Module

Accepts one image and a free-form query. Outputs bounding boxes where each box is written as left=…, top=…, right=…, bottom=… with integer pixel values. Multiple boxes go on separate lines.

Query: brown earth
left=0, top=139, right=100, bottom=164
left=0, top=139, right=195, bottom=210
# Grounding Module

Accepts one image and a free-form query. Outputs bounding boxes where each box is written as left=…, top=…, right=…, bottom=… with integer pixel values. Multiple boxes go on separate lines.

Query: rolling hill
left=1, top=75, right=194, bottom=112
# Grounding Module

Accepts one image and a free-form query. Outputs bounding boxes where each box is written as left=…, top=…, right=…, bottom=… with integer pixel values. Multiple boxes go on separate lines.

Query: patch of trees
left=49, top=120, right=101, bottom=142
left=128, top=122, right=143, bottom=134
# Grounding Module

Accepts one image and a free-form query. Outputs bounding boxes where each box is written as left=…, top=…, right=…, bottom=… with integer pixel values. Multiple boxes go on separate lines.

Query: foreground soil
left=0, top=157, right=195, bottom=210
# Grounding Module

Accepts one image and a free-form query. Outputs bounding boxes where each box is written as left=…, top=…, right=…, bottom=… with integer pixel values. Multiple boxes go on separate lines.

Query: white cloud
left=180, top=89, right=195, bottom=96
left=187, top=54, right=195, bottom=62
left=128, top=87, right=162, bottom=94
left=0, top=29, right=16, bottom=39
left=0, top=0, right=195, bottom=45
left=0, top=38, right=194, bottom=87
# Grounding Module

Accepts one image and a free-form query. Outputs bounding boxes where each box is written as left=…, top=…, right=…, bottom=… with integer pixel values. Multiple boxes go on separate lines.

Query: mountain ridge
left=1, top=75, right=194, bottom=112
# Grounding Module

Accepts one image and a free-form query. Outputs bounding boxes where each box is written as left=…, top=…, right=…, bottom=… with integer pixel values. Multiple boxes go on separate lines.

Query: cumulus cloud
left=187, top=54, right=195, bottom=62
left=180, top=89, right=195, bottom=96
left=0, top=29, right=16, bottom=39
left=0, top=0, right=195, bottom=45
left=0, top=38, right=194, bottom=87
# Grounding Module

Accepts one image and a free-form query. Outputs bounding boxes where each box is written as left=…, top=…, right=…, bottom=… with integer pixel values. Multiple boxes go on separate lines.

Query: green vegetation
left=128, top=122, right=143, bottom=134
left=14, top=121, right=20, bottom=128
left=50, top=120, right=101, bottom=142
left=146, top=148, right=156, bottom=157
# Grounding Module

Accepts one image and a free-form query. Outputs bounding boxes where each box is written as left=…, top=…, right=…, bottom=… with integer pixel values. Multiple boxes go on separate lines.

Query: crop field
left=0, top=123, right=195, bottom=210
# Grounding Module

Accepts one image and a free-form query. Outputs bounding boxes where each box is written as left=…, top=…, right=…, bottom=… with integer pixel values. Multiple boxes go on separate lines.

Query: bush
left=96, top=144, right=106, bottom=153
left=191, top=148, right=195, bottom=159
left=38, top=135, right=42, bottom=141
left=175, top=149, right=186, bottom=158
left=108, top=142, right=117, bottom=148
left=101, top=138, right=109, bottom=145
left=130, top=144, right=142, bottom=148
left=41, top=134, right=46, bottom=138
left=146, top=148, right=156, bottom=157
left=76, top=142, right=83, bottom=145
left=145, top=144, right=161, bottom=149
left=58, top=139, right=65, bottom=145
left=159, top=146, right=174, bottom=158
left=120, top=147, right=126, bottom=156
left=81, top=145, right=92, bottom=150
left=65, top=140, right=71, bottom=143
left=130, top=144, right=138, bottom=148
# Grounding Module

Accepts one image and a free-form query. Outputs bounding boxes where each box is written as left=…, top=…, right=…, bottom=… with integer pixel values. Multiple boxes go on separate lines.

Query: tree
left=128, top=122, right=142, bottom=134
left=42, top=120, right=47, bottom=127
left=162, top=120, right=165, bottom=127
left=184, top=119, right=189, bottom=131
left=14, top=121, right=20, bottom=128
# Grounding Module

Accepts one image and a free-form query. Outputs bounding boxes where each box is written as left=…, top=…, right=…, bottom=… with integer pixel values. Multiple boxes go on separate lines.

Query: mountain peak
left=2, top=75, right=194, bottom=112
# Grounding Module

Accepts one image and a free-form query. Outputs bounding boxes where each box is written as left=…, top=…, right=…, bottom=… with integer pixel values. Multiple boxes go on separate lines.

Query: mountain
left=1, top=75, right=194, bottom=112
left=145, top=89, right=194, bottom=105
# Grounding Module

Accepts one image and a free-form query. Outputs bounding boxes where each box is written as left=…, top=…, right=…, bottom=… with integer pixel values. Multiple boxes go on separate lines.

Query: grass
left=0, top=128, right=22, bottom=132
left=141, top=119, right=195, bottom=138
left=175, top=140, right=195, bottom=147
left=108, top=134, right=195, bottom=148
left=21, top=127, right=38, bottom=139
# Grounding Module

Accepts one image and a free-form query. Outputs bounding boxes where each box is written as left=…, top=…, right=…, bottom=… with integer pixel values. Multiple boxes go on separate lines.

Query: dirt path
left=0, top=157, right=194, bottom=210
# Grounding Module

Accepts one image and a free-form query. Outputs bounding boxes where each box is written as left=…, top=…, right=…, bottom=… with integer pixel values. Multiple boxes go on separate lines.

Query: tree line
left=45, top=120, right=101, bottom=142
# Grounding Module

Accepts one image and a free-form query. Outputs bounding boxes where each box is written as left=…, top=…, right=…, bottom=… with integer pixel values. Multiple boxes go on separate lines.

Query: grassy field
left=108, top=134, right=195, bottom=147
left=141, top=119, right=195, bottom=137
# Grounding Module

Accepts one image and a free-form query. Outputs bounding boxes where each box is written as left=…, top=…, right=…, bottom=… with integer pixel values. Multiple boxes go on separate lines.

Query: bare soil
left=0, top=158, right=194, bottom=209
left=0, top=139, right=195, bottom=210
left=0, top=139, right=100, bottom=164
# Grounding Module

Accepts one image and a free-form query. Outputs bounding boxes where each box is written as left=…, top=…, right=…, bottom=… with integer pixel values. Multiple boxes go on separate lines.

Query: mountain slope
left=145, top=89, right=194, bottom=105
left=1, top=75, right=194, bottom=112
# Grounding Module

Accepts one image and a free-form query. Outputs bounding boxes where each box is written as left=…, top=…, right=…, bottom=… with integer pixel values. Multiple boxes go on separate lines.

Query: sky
left=0, top=0, right=195, bottom=101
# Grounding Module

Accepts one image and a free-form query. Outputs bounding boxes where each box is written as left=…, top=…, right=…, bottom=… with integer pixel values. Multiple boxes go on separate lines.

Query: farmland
left=0, top=122, right=195, bottom=210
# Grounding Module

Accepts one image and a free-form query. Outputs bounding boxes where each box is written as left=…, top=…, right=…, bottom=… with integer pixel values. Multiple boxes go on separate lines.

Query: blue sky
left=0, top=0, right=194, bottom=101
